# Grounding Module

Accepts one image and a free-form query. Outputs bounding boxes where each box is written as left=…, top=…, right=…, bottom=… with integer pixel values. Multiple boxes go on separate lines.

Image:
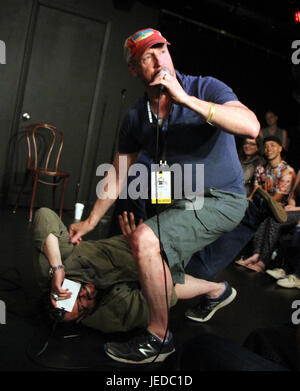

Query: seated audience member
left=259, top=110, right=288, bottom=150
left=266, top=207, right=300, bottom=289
left=33, top=208, right=235, bottom=334
left=249, top=136, right=294, bottom=205
left=236, top=136, right=295, bottom=271
left=286, top=119, right=300, bottom=172
left=288, top=169, right=300, bottom=207
left=239, top=137, right=265, bottom=196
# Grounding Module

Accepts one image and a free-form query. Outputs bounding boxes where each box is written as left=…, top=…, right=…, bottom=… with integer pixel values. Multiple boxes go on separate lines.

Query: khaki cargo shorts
left=145, top=188, right=248, bottom=284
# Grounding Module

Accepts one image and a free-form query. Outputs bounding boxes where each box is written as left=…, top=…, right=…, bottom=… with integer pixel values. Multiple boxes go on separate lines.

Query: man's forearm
left=87, top=195, right=117, bottom=228
left=86, top=152, right=138, bottom=229
left=44, top=233, right=63, bottom=268
left=182, top=97, right=260, bottom=138
left=292, top=171, right=300, bottom=193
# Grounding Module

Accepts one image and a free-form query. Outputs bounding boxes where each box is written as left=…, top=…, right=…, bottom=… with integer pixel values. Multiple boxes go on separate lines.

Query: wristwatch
left=49, top=264, right=64, bottom=278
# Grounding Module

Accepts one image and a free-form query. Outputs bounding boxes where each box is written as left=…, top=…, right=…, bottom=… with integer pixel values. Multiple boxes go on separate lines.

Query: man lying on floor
left=32, top=207, right=235, bottom=334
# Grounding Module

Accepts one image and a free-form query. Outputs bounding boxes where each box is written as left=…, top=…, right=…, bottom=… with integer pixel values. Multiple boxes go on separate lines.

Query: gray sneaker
left=185, top=281, right=237, bottom=322
left=104, top=330, right=175, bottom=364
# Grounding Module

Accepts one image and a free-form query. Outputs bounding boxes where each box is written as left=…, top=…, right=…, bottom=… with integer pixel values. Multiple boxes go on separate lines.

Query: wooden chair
left=13, top=123, right=70, bottom=222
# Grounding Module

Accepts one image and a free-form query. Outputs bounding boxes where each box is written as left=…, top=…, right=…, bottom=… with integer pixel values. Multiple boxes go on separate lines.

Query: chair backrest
left=26, top=123, right=64, bottom=172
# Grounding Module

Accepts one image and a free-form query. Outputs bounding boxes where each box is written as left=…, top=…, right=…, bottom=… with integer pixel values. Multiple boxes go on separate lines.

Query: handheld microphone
left=152, top=68, right=170, bottom=91
left=159, top=68, right=170, bottom=91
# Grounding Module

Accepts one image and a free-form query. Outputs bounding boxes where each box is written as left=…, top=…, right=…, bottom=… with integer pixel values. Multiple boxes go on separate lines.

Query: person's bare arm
left=150, top=72, right=260, bottom=138
left=248, top=185, right=260, bottom=200
left=282, top=129, right=288, bottom=150
left=69, top=152, right=139, bottom=244
left=43, top=233, right=71, bottom=306
left=183, top=99, right=260, bottom=138
left=288, top=170, right=300, bottom=206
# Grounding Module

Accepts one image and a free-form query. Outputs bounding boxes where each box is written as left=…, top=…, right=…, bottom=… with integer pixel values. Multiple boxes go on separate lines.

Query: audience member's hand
left=288, top=198, right=296, bottom=207
left=50, top=268, right=71, bottom=307
left=285, top=204, right=300, bottom=212
left=118, top=211, right=143, bottom=243
left=69, top=220, right=92, bottom=244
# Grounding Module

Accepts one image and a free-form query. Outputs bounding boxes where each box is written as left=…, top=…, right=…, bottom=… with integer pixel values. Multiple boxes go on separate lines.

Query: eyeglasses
left=243, top=142, right=257, bottom=146
left=77, top=284, right=95, bottom=318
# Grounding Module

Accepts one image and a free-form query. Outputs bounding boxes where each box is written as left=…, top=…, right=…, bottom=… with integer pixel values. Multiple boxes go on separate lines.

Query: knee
left=33, top=207, right=51, bottom=226
left=131, top=224, right=160, bottom=260
left=34, top=207, right=52, bottom=219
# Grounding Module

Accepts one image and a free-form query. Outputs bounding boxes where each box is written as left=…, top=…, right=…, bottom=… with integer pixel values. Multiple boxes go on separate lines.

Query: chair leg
left=13, top=171, right=29, bottom=213
left=29, top=174, right=39, bottom=222
left=59, top=177, right=68, bottom=218
left=52, top=177, right=57, bottom=211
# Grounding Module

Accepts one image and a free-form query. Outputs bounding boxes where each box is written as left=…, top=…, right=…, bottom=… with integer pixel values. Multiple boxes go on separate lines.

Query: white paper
left=56, top=279, right=81, bottom=312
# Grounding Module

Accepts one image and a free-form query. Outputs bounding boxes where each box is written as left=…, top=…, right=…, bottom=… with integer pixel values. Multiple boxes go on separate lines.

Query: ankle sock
left=148, top=330, right=173, bottom=344
left=207, top=281, right=229, bottom=301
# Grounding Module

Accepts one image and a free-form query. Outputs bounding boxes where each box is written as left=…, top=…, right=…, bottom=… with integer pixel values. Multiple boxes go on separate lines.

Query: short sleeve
left=199, top=76, right=238, bottom=104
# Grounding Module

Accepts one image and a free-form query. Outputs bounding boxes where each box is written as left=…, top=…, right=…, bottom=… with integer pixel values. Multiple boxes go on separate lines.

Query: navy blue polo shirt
left=118, top=71, right=245, bottom=195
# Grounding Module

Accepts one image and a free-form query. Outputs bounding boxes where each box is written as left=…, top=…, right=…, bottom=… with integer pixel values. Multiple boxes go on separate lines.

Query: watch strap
left=51, top=265, right=64, bottom=272
left=49, top=264, right=64, bottom=277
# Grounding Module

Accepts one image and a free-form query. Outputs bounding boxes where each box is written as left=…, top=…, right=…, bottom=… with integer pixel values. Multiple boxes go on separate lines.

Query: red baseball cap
left=124, top=28, right=170, bottom=63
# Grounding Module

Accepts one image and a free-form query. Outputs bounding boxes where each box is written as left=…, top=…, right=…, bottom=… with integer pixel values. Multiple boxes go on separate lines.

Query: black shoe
left=252, top=187, right=287, bottom=223
left=185, top=281, right=237, bottom=322
left=104, top=330, right=175, bottom=364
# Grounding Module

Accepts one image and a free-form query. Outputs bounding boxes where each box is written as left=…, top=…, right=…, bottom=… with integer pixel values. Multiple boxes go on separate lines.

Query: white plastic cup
left=74, top=202, right=85, bottom=221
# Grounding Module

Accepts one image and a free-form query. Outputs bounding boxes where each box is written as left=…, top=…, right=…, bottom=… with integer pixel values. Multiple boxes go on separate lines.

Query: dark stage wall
left=0, top=0, right=159, bottom=210
left=1, top=0, right=299, bottom=214
left=157, top=11, right=299, bottom=146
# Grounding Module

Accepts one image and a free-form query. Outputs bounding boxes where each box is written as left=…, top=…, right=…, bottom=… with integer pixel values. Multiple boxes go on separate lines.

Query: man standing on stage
left=69, top=28, right=260, bottom=364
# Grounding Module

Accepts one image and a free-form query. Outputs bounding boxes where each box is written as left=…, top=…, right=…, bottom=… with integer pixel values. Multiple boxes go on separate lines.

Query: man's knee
left=33, top=207, right=55, bottom=225
left=131, top=224, right=160, bottom=261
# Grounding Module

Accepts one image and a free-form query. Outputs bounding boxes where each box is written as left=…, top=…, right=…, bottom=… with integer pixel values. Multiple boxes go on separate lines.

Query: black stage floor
left=0, top=206, right=299, bottom=373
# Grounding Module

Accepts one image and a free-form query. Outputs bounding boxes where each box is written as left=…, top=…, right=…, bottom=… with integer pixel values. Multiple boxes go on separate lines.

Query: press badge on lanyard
left=151, top=161, right=172, bottom=204
left=147, top=100, right=172, bottom=204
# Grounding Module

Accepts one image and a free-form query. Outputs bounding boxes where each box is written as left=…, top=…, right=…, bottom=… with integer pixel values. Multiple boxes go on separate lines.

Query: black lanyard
left=147, top=100, right=172, bottom=163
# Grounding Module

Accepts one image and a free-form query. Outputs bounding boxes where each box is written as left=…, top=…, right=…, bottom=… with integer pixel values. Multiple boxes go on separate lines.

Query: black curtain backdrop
left=157, top=11, right=299, bottom=165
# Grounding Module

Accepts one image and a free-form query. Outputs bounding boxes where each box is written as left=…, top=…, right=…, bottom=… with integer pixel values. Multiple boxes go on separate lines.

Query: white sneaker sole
left=105, top=347, right=176, bottom=364
left=186, top=288, right=237, bottom=323
left=265, top=270, right=286, bottom=280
